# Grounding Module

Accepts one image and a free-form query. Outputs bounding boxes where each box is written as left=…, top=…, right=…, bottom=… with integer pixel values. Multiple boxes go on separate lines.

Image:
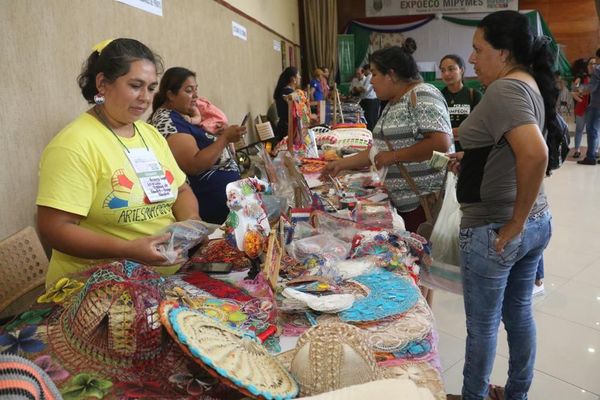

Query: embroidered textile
left=339, top=269, right=420, bottom=323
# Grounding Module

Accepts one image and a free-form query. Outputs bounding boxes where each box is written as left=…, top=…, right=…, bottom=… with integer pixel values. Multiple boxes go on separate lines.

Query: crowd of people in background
left=571, top=48, right=600, bottom=165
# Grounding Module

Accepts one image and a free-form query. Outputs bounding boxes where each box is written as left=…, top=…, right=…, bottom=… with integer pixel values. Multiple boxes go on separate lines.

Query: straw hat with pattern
left=46, top=260, right=186, bottom=382
left=290, top=322, right=383, bottom=396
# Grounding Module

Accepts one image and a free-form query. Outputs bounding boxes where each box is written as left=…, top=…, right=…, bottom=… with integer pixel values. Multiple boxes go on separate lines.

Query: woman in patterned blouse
left=321, top=45, right=452, bottom=232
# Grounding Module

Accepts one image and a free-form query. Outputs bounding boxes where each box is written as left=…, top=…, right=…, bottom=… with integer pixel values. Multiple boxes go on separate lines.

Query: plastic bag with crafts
left=157, top=220, right=219, bottom=264
left=310, top=210, right=366, bottom=242
left=353, top=201, right=394, bottom=230
left=261, top=194, right=288, bottom=225
left=286, top=233, right=351, bottom=264
left=292, top=221, right=318, bottom=241
left=270, top=153, right=295, bottom=207
left=420, top=173, right=463, bottom=294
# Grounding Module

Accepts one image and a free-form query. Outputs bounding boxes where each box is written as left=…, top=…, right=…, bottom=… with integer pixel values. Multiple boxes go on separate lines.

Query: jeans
left=459, top=210, right=552, bottom=400
left=585, top=107, right=600, bottom=159
left=574, top=114, right=587, bottom=150
left=535, top=257, right=544, bottom=281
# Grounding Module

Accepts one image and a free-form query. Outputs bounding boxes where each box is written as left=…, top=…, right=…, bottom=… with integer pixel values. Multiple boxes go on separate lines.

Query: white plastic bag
left=420, top=173, right=463, bottom=294
left=286, top=234, right=351, bottom=264
left=157, top=220, right=219, bottom=264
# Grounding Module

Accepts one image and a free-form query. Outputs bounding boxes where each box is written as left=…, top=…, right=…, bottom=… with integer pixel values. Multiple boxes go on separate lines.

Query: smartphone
left=191, top=262, right=233, bottom=274
left=241, top=113, right=250, bottom=126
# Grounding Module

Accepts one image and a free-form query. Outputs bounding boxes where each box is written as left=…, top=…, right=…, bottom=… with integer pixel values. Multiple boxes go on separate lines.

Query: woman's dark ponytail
left=479, top=11, right=558, bottom=130
left=529, top=36, right=558, bottom=129
left=77, top=51, right=102, bottom=103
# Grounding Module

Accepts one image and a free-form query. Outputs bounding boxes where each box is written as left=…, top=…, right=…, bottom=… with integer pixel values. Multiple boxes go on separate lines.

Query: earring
left=94, top=93, right=105, bottom=105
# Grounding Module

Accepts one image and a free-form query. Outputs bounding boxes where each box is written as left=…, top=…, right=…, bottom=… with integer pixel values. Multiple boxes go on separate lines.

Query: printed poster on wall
left=116, top=0, right=162, bottom=16
left=366, top=0, right=518, bottom=16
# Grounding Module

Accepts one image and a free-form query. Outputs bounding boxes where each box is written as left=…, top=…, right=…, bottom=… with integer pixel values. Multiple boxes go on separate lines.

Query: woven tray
left=159, top=301, right=298, bottom=400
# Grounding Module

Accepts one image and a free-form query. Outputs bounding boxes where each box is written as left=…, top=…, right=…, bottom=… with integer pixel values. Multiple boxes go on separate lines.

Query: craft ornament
left=224, top=177, right=271, bottom=258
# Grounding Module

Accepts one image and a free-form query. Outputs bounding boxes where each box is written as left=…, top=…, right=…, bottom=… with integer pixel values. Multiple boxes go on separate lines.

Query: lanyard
left=93, top=106, right=149, bottom=152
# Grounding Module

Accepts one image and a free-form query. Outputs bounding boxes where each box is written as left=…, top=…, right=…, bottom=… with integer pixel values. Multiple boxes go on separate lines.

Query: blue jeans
left=574, top=114, right=587, bottom=150
left=585, top=107, right=600, bottom=159
left=459, top=210, right=552, bottom=400
left=535, top=256, right=544, bottom=281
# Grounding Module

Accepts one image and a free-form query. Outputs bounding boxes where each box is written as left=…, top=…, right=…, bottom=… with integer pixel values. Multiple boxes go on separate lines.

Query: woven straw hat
left=46, top=261, right=185, bottom=382
left=290, top=322, right=383, bottom=396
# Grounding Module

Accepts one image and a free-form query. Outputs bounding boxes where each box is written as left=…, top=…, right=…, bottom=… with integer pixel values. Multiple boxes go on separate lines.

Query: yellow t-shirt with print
left=37, top=112, right=187, bottom=287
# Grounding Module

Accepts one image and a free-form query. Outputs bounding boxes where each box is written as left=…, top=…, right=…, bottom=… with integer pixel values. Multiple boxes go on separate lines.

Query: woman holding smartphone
left=151, top=67, right=246, bottom=224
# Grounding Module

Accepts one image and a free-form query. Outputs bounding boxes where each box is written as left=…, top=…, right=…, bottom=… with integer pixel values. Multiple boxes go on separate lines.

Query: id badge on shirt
left=125, top=148, right=175, bottom=203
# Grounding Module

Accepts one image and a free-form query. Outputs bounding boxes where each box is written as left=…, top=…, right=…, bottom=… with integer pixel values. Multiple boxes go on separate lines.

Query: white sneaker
left=532, top=282, right=545, bottom=297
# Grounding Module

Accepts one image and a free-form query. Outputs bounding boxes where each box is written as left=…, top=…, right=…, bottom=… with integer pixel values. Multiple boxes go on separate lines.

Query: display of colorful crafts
left=189, top=239, right=252, bottom=270
left=224, top=177, right=270, bottom=258
left=299, top=157, right=328, bottom=174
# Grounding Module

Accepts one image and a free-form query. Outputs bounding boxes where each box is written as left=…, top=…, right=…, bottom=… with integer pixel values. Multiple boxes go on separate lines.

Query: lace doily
left=359, top=297, right=434, bottom=352
left=339, top=269, right=420, bottom=323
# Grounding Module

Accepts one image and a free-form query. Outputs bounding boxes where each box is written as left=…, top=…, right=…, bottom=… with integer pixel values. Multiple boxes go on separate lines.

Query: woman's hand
left=447, top=151, right=464, bottom=175
left=124, top=233, right=186, bottom=265
left=221, top=125, right=246, bottom=143
left=374, top=150, right=398, bottom=169
left=319, top=160, right=342, bottom=181
left=494, top=220, right=524, bottom=253
left=571, top=91, right=583, bottom=102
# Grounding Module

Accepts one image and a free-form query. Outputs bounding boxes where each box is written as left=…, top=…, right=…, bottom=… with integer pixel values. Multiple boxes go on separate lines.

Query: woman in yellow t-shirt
left=36, top=39, right=200, bottom=287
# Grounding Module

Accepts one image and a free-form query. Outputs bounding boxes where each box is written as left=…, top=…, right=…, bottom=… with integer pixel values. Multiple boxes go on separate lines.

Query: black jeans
left=360, top=98, right=380, bottom=132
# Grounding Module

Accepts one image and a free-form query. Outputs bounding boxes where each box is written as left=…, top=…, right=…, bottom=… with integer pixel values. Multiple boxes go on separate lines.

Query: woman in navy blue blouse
left=150, top=67, right=245, bottom=224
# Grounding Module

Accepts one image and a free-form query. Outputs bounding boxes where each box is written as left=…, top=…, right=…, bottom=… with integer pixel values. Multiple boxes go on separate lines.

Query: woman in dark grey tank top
left=446, top=11, right=556, bottom=400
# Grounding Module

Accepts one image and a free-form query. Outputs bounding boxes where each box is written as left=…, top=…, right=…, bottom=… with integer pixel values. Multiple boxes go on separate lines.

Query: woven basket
left=0, top=226, right=48, bottom=317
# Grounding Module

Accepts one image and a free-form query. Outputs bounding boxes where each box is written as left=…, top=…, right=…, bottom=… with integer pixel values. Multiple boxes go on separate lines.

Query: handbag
left=383, top=136, right=446, bottom=239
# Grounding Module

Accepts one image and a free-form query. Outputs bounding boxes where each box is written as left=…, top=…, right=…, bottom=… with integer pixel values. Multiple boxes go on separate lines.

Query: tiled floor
left=433, top=159, right=600, bottom=399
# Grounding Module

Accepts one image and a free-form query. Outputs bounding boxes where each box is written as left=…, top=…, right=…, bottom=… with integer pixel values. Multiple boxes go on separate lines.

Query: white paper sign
left=116, top=0, right=163, bottom=16
left=273, top=40, right=281, bottom=52
left=232, top=21, right=248, bottom=41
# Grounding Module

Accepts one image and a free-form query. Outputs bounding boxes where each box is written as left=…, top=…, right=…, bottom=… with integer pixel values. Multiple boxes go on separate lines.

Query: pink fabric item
left=195, top=97, right=229, bottom=133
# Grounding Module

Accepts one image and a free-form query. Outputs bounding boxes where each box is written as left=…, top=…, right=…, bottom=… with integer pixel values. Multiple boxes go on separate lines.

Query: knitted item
left=0, top=354, right=62, bottom=400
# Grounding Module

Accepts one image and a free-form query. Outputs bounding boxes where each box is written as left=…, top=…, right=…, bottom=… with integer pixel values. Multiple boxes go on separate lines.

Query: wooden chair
left=0, top=226, right=48, bottom=319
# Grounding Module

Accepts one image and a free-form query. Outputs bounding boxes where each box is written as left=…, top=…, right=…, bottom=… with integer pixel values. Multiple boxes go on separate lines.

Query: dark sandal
left=487, top=385, right=505, bottom=400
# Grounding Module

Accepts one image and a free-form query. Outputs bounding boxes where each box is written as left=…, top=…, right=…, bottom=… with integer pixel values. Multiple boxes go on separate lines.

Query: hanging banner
left=366, top=0, right=518, bottom=17
left=338, top=35, right=355, bottom=83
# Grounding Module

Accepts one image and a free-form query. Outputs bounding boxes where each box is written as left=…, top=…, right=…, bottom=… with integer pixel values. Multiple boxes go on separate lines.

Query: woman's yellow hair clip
left=92, top=38, right=114, bottom=55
